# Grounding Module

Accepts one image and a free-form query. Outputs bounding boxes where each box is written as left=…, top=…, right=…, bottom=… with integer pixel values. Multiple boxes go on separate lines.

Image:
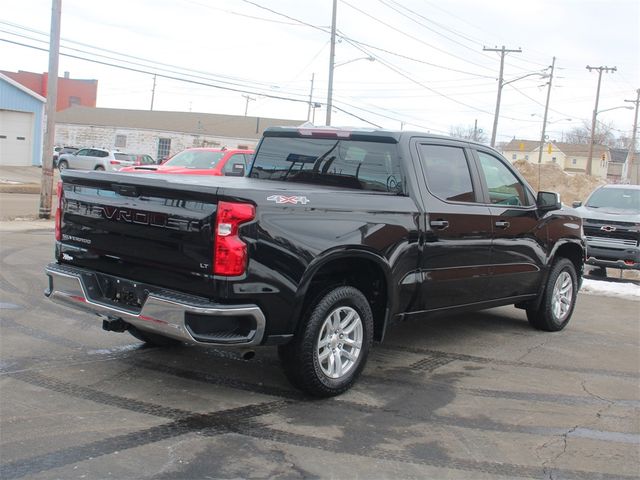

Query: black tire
left=58, top=160, right=68, bottom=171
left=128, top=326, right=181, bottom=347
left=94, top=165, right=105, bottom=171
left=278, top=286, right=373, bottom=397
left=526, top=258, right=578, bottom=332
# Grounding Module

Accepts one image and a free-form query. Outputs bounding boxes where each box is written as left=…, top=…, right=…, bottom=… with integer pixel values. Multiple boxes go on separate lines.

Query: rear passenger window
left=477, top=152, right=531, bottom=206
left=419, top=145, right=475, bottom=203
left=251, top=138, right=404, bottom=193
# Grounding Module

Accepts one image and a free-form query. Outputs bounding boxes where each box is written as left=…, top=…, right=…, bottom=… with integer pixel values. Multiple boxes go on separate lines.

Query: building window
left=511, top=153, right=516, bottom=160
left=115, top=135, right=127, bottom=148
left=524, top=154, right=529, bottom=161
left=157, top=138, right=171, bottom=160
left=552, top=157, right=557, bottom=163
left=572, top=158, right=577, bottom=165
left=68, top=96, right=81, bottom=107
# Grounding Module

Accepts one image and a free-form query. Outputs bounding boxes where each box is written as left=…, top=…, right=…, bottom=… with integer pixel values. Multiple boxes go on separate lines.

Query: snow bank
left=580, top=278, right=640, bottom=301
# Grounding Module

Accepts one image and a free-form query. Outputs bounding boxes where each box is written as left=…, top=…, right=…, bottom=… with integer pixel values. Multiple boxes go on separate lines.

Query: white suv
left=57, top=148, right=135, bottom=172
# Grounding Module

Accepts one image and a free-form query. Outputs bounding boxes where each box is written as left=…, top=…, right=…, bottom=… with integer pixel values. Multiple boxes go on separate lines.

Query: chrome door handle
left=430, top=220, right=449, bottom=230
left=495, top=221, right=510, bottom=229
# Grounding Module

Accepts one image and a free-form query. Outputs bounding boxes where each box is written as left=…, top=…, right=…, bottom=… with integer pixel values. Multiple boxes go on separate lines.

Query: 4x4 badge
left=267, top=195, right=310, bottom=205
left=600, top=225, right=616, bottom=232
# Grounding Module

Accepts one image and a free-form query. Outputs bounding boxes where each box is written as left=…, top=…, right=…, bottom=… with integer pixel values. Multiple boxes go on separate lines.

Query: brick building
left=0, top=70, right=97, bottom=112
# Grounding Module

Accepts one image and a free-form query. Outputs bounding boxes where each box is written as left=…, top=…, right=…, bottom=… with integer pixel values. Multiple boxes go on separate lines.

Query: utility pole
left=473, top=119, right=478, bottom=141
left=624, top=88, right=640, bottom=184
left=586, top=65, right=617, bottom=175
left=242, top=94, right=256, bottom=116
left=150, top=74, right=156, bottom=111
left=484, top=45, right=522, bottom=147
left=307, top=73, right=315, bottom=122
left=38, top=0, right=61, bottom=220
left=537, top=57, right=556, bottom=165
left=325, top=0, right=337, bottom=126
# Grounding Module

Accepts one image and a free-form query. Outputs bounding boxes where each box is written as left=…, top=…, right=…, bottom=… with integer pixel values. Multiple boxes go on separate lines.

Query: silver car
left=57, top=148, right=135, bottom=172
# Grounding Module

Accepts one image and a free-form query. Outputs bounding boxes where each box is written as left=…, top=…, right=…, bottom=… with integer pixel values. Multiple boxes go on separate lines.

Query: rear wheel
left=526, top=258, right=578, bottom=331
left=58, top=160, right=68, bottom=171
left=278, top=286, right=373, bottom=397
left=128, top=326, right=181, bottom=347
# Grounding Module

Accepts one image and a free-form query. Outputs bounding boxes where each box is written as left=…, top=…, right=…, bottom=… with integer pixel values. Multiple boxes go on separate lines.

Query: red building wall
left=0, top=70, right=97, bottom=111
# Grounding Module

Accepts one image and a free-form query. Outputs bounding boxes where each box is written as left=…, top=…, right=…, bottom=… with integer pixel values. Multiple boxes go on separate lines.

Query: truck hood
left=575, top=205, right=640, bottom=223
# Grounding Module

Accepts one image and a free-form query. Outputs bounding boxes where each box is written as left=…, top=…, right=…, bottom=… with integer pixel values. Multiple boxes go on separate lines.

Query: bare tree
left=564, top=120, right=616, bottom=147
left=449, top=124, right=488, bottom=143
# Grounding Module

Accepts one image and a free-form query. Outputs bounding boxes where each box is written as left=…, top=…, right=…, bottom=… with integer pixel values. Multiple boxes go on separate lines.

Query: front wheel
left=278, top=286, right=373, bottom=397
left=58, top=160, right=68, bottom=171
left=527, top=258, right=578, bottom=331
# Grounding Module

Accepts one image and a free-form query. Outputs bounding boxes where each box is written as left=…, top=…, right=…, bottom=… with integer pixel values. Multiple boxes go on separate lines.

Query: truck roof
left=263, top=126, right=492, bottom=150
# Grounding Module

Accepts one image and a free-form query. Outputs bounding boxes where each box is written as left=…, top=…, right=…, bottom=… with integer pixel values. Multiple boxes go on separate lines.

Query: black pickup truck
left=46, top=127, right=585, bottom=396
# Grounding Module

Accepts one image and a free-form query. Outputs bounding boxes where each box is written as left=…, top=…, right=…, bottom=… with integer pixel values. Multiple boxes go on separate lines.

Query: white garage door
left=0, top=110, right=34, bottom=166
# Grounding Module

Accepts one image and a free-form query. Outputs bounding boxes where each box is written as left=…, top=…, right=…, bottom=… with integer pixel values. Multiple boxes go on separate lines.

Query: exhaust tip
left=241, top=350, right=255, bottom=361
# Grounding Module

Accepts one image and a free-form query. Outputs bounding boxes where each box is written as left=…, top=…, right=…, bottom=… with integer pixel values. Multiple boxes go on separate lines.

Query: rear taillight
left=213, top=201, right=255, bottom=276
left=55, top=181, right=63, bottom=241
left=110, top=160, right=122, bottom=165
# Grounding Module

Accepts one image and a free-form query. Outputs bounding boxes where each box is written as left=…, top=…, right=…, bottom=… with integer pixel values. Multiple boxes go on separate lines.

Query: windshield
left=586, top=187, right=640, bottom=211
left=165, top=150, right=225, bottom=169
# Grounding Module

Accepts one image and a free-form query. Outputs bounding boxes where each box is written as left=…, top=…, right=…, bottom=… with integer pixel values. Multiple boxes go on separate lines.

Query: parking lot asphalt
left=1, top=224, right=639, bottom=479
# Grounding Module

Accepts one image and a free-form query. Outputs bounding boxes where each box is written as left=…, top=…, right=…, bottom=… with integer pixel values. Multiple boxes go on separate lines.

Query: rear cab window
left=250, top=137, right=405, bottom=194
left=417, top=144, right=477, bottom=203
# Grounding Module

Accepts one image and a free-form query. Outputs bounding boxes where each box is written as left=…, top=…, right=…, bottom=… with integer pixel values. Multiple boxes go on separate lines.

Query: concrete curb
left=0, top=184, right=42, bottom=194
left=0, top=220, right=54, bottom=232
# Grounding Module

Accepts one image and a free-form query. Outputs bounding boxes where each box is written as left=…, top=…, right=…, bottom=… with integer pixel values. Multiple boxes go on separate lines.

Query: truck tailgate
left=58, top=171, right=220, bottom=298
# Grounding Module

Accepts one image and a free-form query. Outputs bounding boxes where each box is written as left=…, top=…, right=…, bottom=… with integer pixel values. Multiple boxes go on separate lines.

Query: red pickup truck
left=120, top=148, right=253, bottom=176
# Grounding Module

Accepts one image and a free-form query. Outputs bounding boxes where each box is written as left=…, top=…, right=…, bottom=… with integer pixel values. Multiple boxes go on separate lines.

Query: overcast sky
left=2, top=0, right=638, bottom=144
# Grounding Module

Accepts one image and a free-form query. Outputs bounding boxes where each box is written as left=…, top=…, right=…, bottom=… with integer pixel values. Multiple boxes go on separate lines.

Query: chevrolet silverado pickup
left=573, top=184, right=640, bottom=273
left=45, top=127, right=585, bottom=397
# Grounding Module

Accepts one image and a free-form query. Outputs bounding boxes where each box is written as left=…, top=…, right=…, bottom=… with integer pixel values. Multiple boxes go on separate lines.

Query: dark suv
left=574, top=184, right=640, bottom=272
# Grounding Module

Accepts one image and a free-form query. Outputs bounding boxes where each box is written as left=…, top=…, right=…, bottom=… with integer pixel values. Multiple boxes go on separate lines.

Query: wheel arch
left=293, top=248, right=394, bottom=342
left=524, top=239, right=584, bottom=311
left=550, top=240, right=585, bottom=280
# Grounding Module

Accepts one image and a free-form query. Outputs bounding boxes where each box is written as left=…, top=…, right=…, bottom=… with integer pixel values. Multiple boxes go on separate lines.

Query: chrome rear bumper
left=44, top=263, right=266, bottom=346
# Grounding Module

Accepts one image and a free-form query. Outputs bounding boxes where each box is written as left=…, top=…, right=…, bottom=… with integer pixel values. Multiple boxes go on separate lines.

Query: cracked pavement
left=1, top=225, right=639, bottom=479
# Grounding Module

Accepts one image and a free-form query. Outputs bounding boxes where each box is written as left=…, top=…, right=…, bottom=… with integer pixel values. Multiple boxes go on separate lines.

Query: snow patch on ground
left=580, top=278, right=640, bottom=301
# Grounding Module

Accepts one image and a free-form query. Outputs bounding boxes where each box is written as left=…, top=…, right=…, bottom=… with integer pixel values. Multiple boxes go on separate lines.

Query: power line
left=0, top=21, right=296, bottom=92
left=217, top=1, right=496, bottom=79
left=340, top=0, right=495, bottom=74
left=377, top=0, right=496, bottom=61
left=0, top=36, right=402, bottom=129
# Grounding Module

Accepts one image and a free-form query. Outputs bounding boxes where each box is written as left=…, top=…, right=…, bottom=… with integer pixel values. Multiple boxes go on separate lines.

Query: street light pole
left=624, top=89, right=640, bottom=184
left=586, top=65, right=617, bottom=175
left=307, top=73, right=315, bottom=122
left=537, top=57, right=555, bottom=165
left=325, top=0, right=337, bottom=126
left=484, top=45, right=522, bottom=147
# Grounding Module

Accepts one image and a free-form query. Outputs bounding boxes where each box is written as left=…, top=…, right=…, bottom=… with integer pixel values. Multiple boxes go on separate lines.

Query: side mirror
left=537, top=191, right=561, bottom=212
left=225, top=163, right=246, bottom=177
left=572, top=201, right=582, bottom=208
